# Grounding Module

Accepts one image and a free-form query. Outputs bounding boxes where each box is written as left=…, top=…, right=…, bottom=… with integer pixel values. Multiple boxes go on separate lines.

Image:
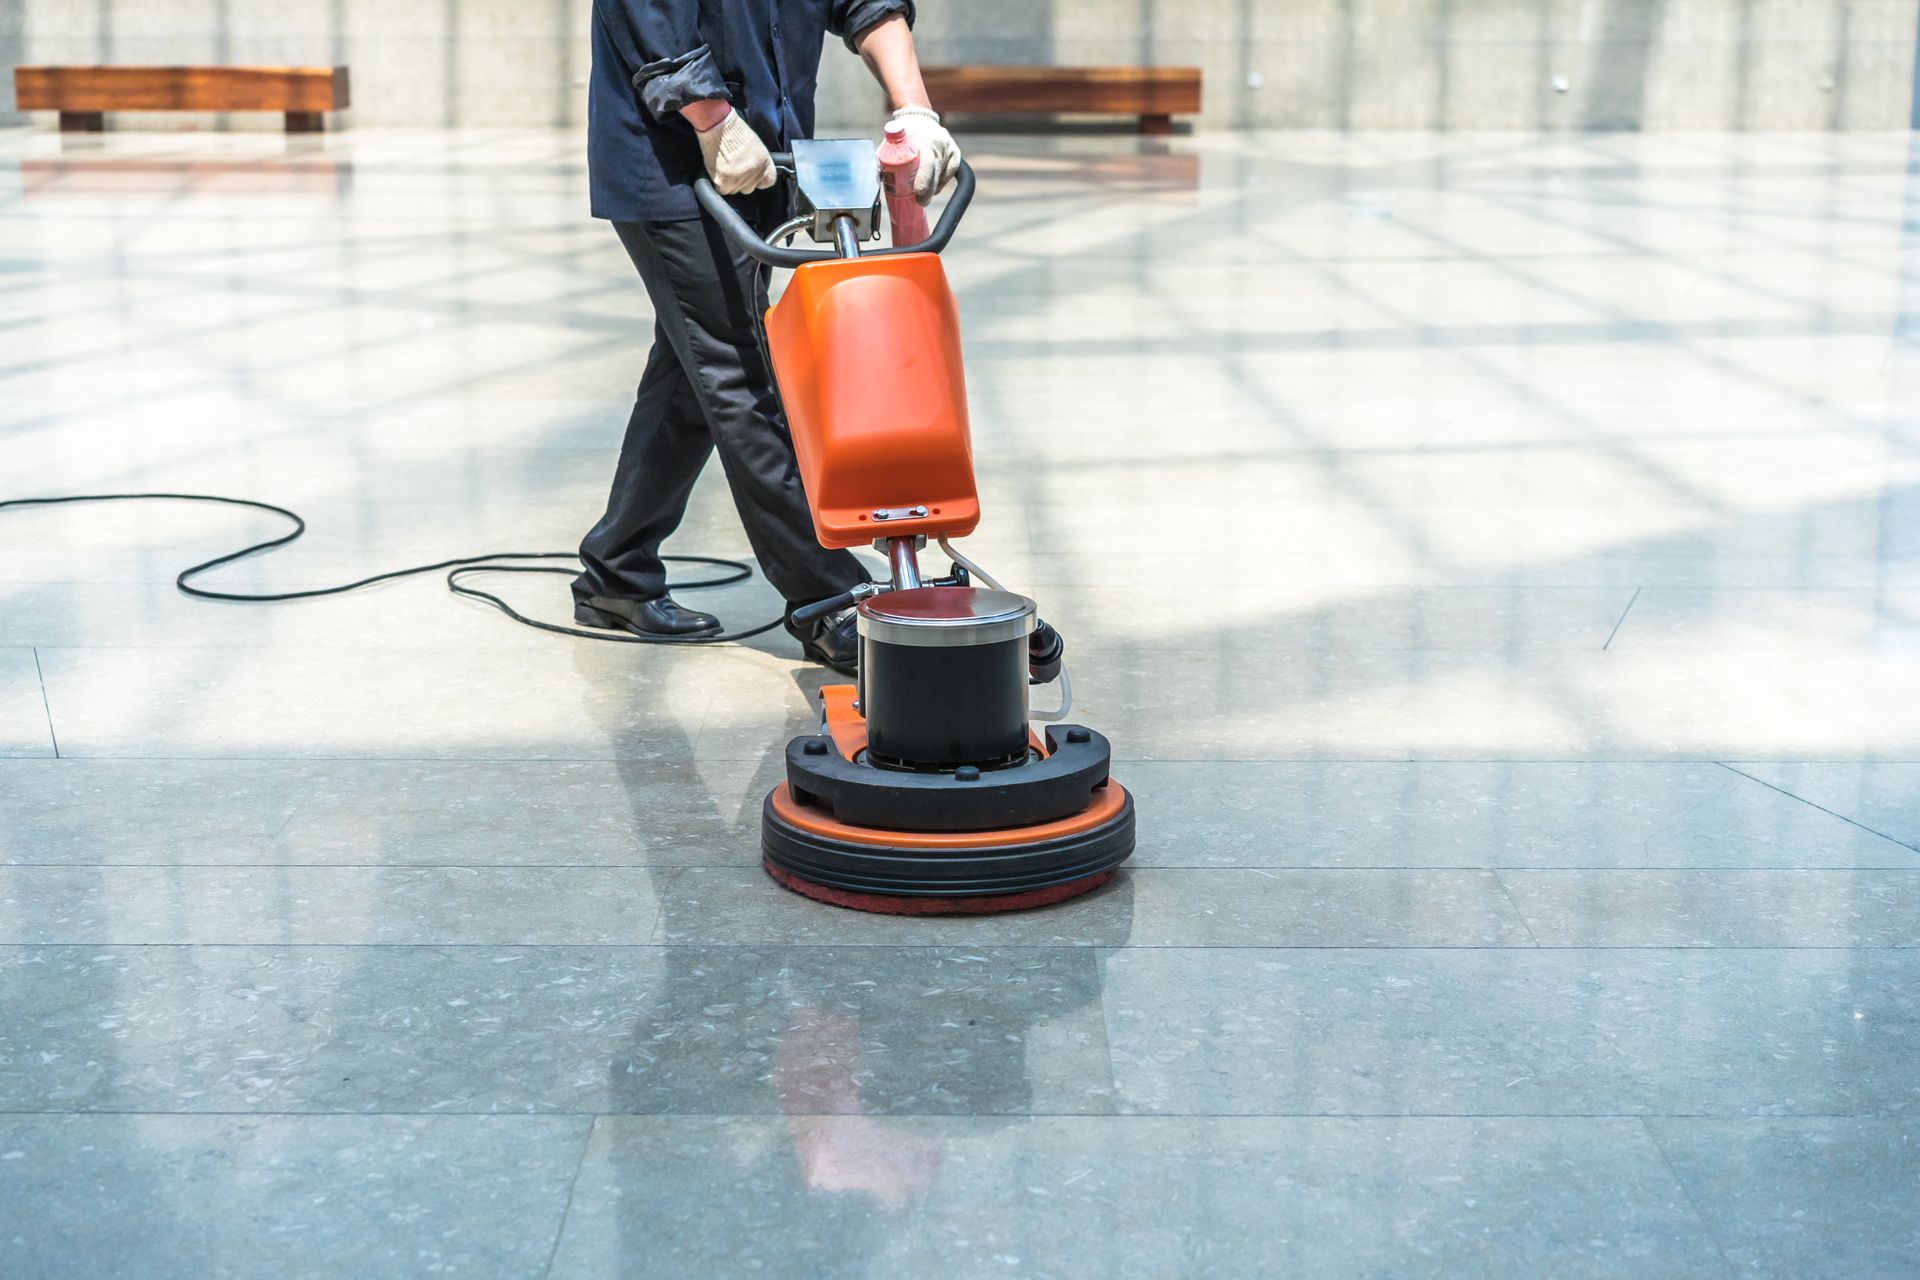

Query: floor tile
left=0, top=648, right=55, bottom=757
left=1500, top=870, right=1920, bottom=947
left=602, top=946, right=1115, bottom=1117
left=1, top=760, right=294, bottom=865
left=1119, top=762, right=1913, bottom=868
left=1650, top=1117, right=1920, bottom=1280
left=0, top=866, right=663, bottom=944
left=1611, top=588, right=1920, bottom=651
left=0, top=576, right=608, bottom=651
left=1036, top=584, right=1633, bottom=649
left=1098, top=947, right=1920, bottom=1116
left=546, top=1115, right=1728, bottom=1280
left=1728, top=764, right=1920, bottom=853
left=39, top=638, right=1914, bottom=765
left=0, top=758, right=779, bottom=867
left=0, top=1114, right=589, bottom=1280
left=0, top=945, right=1108, bottom=1116
left=30, top=642, right=807, bottom=760
left=0, top=508, right=799, bottom=650
left=658, top=867, right=1532, bottom=948
left=1071, top=648, right=1920, bottom=761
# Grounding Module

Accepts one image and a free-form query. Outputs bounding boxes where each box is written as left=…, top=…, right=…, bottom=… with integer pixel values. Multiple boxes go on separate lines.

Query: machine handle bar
left=692, top=155, right=975, bottom=269
left=789, top=586, right=865, bottom=627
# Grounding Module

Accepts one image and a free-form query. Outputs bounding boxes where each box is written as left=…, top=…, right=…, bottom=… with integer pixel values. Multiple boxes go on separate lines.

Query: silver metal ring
left=857, top=586, right=1036, bottom=649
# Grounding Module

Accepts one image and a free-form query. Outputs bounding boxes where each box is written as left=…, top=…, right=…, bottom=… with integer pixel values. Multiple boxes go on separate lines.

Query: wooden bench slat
left=923, top=66, right=1201, bottom=118
left=15, top=66, right=349, bottom=114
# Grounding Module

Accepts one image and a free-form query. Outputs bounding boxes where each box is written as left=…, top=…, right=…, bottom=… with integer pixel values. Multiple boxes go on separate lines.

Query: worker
left=576, top=0, right=961, bottom=673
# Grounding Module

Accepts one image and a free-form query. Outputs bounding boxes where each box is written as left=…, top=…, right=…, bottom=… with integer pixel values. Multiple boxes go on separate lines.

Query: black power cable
left=0, top=492, right=786, bottom=643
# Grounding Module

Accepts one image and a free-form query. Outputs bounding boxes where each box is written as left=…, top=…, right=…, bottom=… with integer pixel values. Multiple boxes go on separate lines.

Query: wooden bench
left=922, top=66, right=1201, bottom=134
left=14, top=66, right=351, bottom=133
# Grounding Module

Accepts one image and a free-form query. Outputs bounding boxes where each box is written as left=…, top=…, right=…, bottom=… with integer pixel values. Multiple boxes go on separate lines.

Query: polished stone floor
left=2, top=125, right=1919, bottom=1277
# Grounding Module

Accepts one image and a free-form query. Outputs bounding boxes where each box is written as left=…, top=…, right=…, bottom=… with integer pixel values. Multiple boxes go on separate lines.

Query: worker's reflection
left=592, top=652, right=1124, bottom=1256
left=773, top=1006, right=942, bottom=1205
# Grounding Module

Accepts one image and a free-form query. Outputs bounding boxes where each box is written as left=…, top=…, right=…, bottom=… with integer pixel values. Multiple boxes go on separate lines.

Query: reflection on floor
left=3, top=126, right=1919, bottom=1278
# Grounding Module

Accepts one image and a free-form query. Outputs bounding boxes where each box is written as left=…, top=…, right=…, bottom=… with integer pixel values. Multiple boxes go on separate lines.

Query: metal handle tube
left=692, top=177, right=830, bottom=268
left=692, top=156, right=975, bottom=269
left=886, top=537, right=923, bottom=590
left=832, top=214, right=863, bottom=259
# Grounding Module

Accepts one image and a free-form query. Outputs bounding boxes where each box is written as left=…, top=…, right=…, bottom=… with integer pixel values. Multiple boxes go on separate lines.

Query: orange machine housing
left=764, top=252, right=980, bottom=549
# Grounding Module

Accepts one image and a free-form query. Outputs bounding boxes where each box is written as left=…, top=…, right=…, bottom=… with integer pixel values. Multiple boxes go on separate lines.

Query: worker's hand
left=887, top=106, right=961, bottom=205
left=695, top=107, right=777, bottom=195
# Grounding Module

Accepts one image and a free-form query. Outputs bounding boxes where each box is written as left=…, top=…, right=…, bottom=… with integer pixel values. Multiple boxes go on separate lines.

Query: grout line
left=643, top=869, right=675, bottom=945
left=1642, top=1116, right=1739, bottom=1276
left=1602, top=586, right=1642, bottom=651
left=1490, top=870, right=1542, bottom=947
left=538, top=1117, right=598, bottom=1280
left=29, top=647, right=60, bottom=759
left=1718, top=763, right=1920, bottom=855
left=0, top=941, right=1912, bottom=953
left=0, top=1108, right=1890, bottom=1121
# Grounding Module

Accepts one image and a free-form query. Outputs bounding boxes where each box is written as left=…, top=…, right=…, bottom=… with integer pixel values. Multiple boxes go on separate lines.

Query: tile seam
left=538, top=1117, right=598, bottom=1280
left=1602, top=586, right=1642, bottom=650
left=29, top=646, right=59, bottom=758
left=0, top=941, right=1913, bottom=952
left=0, top=1108, right=1895, bottom=1121
left=1491, top=869, right=1543, bottom=947
left=1640, top=1116, right=1740, bottom=1277
left=1718, top=762, right=1920, bottom=854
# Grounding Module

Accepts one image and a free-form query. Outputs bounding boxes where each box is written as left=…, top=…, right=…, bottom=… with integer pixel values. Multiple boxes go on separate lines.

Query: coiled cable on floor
left=0, top=492, right=785, bottom=643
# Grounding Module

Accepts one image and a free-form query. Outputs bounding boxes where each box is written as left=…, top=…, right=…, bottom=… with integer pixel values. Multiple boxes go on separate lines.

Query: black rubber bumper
left=762, top=785, right=1135, bottom=898
left=788, top=725, right=1114, bottom=832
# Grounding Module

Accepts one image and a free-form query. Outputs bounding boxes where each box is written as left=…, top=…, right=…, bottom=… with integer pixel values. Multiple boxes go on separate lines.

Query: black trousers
left=576, top=205, right=867, bottom=608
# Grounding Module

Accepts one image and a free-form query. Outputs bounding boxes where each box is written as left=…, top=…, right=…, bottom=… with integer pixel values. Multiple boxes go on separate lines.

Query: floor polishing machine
left=693, top=140, right=1134, bottom=915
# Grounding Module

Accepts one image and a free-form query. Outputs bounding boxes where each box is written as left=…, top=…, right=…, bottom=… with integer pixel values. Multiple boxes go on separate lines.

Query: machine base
left=761, top=780, right=1134, bottom=915
left=761, top=683, right=1134, bottom=915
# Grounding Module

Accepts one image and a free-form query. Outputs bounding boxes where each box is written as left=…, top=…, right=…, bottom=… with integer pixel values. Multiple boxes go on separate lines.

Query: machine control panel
left=792, top=139, right=882, bottom=243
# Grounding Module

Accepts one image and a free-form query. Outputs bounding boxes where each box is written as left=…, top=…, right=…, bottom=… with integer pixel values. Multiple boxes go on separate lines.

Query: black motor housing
left=857, top=586, right=1036, bottom=771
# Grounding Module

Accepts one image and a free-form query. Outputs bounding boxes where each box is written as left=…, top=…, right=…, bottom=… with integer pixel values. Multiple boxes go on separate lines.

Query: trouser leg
left=575, top=320, right=711, bottom=601
left=609, top=214, right=869, bottom=607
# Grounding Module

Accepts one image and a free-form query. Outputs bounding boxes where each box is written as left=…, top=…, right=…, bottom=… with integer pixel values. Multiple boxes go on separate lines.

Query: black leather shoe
left=575, top=592, right=721, bottom=638
left=785, top=607, right=858, bottom=675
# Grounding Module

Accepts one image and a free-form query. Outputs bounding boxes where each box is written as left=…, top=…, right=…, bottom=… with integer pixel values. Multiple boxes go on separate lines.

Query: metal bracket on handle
left=792, top=139, right=882, bottom=243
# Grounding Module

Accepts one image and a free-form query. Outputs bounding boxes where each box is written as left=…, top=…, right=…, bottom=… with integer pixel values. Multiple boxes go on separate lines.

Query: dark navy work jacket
left=589, top=0, right=913, bottom=222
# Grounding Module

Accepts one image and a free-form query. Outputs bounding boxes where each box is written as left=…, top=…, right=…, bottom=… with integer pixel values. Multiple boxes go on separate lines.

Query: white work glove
left=887, top=105, right=961, bottom=205
left=696, top=107, right=777, bottom=195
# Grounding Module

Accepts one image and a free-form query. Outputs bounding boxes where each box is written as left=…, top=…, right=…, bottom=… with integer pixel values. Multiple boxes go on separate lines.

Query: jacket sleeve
left=829, top=0, right=915, bottom=54
left=600, top=0, right=730, bottom=120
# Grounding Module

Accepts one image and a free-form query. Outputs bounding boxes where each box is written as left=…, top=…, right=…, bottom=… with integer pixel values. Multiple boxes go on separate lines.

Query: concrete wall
left=4, top=0, right=1918, bottom=131
left=0, top=0, right=595, bottom=130
left=910, top=0, right=1920, bottom=129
